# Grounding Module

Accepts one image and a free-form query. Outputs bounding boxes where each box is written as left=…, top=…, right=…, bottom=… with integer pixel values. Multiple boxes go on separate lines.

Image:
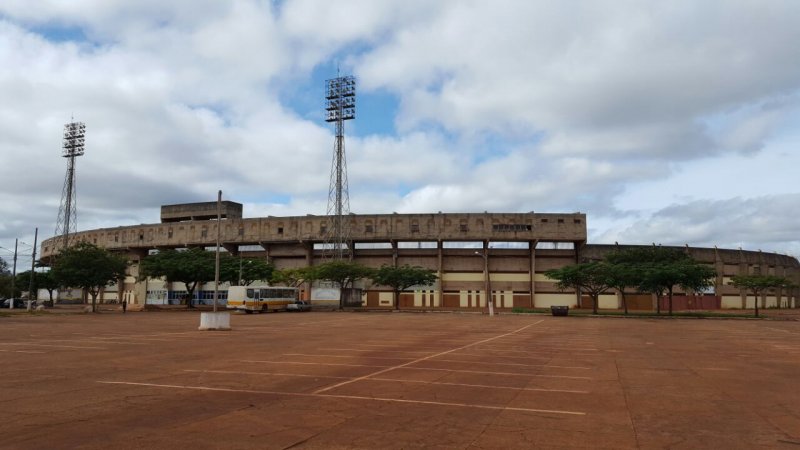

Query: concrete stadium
left=40, top=201, right=800, bottom=311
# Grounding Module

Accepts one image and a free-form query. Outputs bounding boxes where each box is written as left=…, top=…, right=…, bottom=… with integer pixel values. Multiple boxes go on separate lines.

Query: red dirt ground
left=1, top=310, right=799, bottom=449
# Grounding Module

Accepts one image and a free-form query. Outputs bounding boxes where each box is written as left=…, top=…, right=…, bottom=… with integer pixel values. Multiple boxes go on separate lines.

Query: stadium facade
left=40, top=202, right=800, bottom=310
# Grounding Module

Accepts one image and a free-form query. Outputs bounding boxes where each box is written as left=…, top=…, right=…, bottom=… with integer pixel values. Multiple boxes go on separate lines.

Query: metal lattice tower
left=323, top=75, right=355, bottom=260
left=54, top=121, right=86, bottom=252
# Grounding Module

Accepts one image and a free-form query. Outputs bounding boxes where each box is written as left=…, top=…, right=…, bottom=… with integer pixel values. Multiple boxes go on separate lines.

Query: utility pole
left=213, top=190, right=222, bottom=313
left=27, top=228, right=38, bottom=311
left=10, top=239, right=17, bottom=309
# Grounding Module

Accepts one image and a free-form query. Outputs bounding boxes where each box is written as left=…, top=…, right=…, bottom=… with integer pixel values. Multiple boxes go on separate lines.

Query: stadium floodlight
left=54, top=121, right=86, bottom=251
left=323, top=75, right=356, bottom=261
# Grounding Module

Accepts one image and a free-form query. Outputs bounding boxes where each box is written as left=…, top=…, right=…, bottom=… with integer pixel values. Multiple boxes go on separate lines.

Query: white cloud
left=596, top=194, right=800, bottom=256
left=1, top=1, right=799, bottom=261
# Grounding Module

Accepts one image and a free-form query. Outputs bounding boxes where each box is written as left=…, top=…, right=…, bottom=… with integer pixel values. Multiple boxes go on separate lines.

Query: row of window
left=313, top=221, right=573, bottom=235
left=163, top=290, right=229, bottom=300
left=246, top=288, right=297, bottom=300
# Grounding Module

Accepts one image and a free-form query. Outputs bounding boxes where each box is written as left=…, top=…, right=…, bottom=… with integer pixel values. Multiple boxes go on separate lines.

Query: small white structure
left=198, top=312, right=231, bottom=331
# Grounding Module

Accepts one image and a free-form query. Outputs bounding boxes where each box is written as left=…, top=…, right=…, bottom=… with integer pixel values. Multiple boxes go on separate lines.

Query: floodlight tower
left=323, top=75, right=355, bottom=260
left=54, top=121, right=86, bottom=251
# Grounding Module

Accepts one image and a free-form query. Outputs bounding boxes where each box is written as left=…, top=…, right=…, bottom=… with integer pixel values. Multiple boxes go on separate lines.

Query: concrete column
left=483, top=240, right=492, bottom=313
left=391, top=240, right=398, bottom=267
left=739, top=248, right=747, bottom=309
left=305, top=242, right=313, bottom=266
left=713, top=246, right=724, bottom=296
left=437, top=240, right=443, bottom=308
left=529, top=240, right=537, bottom=308
left=758, top=250, right=766, bottom=309
left=304, top=242, right=313, bottom=301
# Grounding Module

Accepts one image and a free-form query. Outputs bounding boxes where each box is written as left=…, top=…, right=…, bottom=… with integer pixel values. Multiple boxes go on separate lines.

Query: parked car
left=1, top=298, right=28, bottom=308
left=286, top=300, right=312, bottom=312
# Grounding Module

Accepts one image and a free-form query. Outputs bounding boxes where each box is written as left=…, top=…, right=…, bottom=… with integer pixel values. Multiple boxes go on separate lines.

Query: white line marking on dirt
left=184, top=369, right=350, bottom=379
left=0, top=343, right=106, bottom=350
left=313, top=321, right=545, bottom=394
left=478, top=345, right=600, bottom=352
left=96, top=380, right=586, bottom=416
left=400, top=366, right=592, bottom=380
left=327, top=348, right=433, bottom=354
left=241, top=360, right=591, bottom=379
left=184, top=369, right=589, bottom=394
left=282, top=353, right=415, bottom=361
left=242, top=360, right=391, bottom=368
left=367, top=377, right=590, bottom=394
left=430, top=358, right=591, bottom=370
left=0, top=349, right=47, bottom=354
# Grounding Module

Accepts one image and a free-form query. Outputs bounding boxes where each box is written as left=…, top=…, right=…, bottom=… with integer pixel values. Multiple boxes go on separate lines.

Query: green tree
left=312, top=261, right=375, bottom=308
left=371, top=264, right=438, bottom=310
left=36, top=270, right=60, bottom=303
left=730, top=274, right=790, bottom=317
left=606, top=247, right=715, bottom=315
left=545, top=261, right=615, bottom=314
left=15, top=270, right=37, bottom=299
left=50, top=243, right=128, bottom=312
left=604, top=262, right=640, bottom=315
left=271, top=267, right=317, bottom=287
left=0, top=257, right=13, bottom=298
left=220, top=256, right=275, bottom=286
left=139, top=248, right=215, bottom=308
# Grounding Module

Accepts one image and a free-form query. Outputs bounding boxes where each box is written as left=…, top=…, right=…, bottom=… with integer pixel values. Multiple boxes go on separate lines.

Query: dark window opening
left=492, top=224, right=532, bottom=232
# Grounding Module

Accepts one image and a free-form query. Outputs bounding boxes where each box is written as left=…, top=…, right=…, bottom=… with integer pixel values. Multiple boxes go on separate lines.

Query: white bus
left=226, top=286, right=299, bottom=314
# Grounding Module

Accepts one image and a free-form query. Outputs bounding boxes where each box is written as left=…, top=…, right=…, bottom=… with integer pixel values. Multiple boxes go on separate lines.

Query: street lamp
left=474, top=250, right=495, bottom=316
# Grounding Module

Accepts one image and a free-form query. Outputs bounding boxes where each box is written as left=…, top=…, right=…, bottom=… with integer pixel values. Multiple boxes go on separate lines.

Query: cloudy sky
left=1, top=0, right=799, bottom=267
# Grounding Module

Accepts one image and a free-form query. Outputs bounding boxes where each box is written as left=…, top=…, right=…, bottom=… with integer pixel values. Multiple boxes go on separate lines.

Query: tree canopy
left=0, top=257, right=13, bottom=298
left=139, top=248, right=216, bottom=308
left=30, top=270, right=60, bottom=302
left=544, top=247, right=717, bottom=315
left=271, top=267, right=317, bottom=287
left=311, top=261, right=375, bottom=308
left=50, top=242, right=128, bottom=312
left=730, top=274, right=791, bottom=317
left=219, top=256, right=275, bottom=286
left=311, top=261, right=374, bottom=290
left=545, top=261, right=616, bottom=314
left=606, top=247, right=716, bottom=315
left=372, top=264, right=438, bottom=310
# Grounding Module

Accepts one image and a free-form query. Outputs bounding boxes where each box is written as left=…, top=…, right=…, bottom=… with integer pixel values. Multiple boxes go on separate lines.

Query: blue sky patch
left=31, top=23, right=87, bottom=43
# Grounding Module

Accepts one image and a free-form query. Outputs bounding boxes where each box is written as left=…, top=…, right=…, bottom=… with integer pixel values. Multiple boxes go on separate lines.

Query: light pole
left=213, top=190, right=221, bottom=313
left=474, top=250, right=494, bottom=316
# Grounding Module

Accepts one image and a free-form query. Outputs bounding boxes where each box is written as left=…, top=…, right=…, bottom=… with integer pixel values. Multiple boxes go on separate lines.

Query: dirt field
left=1, top=310, right=799, bottom=449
